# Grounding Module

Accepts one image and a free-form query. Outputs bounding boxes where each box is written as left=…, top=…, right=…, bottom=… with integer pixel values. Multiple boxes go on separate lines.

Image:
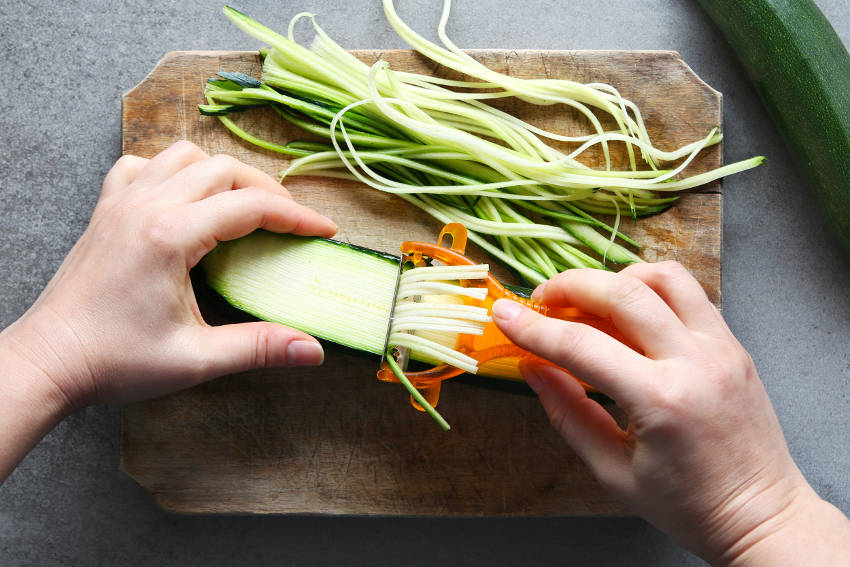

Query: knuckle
left=641, top=368, right=692, bottom=419
left=544, top=402, right=571, bottom=440
left=652, top=260, right=690, bottom=282
left=713, top=346, right=756, bottom=390
left=114, top=154, right=138, bottom=170
left=529, top=319, right=594, bottom=369
left=101, top=194, right=143, bottom=224
left=537, top=268, right=595, bottom=303
left=658, top=383, right=691, bottom=416
left=611, top=274, right=650, bottom=308
left=208, top=153, right=241, bottom=172
left=253, top=326, right=273, bottom=368
left=552, top=267, right=588, bottom=287
left=740, top=350, right=758, bottom=381
left=238, top=187, right=269, bottom=216
left=170, top=140, right=202, bottom=155
left=641, top=378, right=672, bottom=412
left=238, top=187, right=272, bottom=219
left=165, top=140, right=206, bottom=163
left=656, top=259, right=687, bottom=274
left=554, top=324, right=593, bottom=361
left=548, top=269, right=574, bottom=285
left=239, top=185, right=269, bottom=203
left=622, top=259, right=689, bottom=285
left=141, top=212, right=180, bottom=255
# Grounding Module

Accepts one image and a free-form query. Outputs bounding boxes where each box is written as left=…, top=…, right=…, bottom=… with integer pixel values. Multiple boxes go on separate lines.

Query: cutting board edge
left=145, top=489, right=634, bottom=517
left=121, top=47, right=722, bottom=103
left=122, top=50, right=257, bottom=100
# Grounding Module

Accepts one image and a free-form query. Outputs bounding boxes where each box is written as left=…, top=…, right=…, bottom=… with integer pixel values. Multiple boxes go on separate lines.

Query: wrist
left=0, top=324, right=78, bottom=483
left=0, top=318, right=89, bottom=415
left=720, top=484, right=850, bottom=567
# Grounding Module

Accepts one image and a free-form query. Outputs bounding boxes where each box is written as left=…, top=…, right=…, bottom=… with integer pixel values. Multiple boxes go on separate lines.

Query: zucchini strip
left=203, top=3, right=765, bottom=284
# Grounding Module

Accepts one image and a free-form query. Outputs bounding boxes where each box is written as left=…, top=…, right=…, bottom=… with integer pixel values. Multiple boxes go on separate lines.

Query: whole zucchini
left=697, top=0, right=850, bottom=253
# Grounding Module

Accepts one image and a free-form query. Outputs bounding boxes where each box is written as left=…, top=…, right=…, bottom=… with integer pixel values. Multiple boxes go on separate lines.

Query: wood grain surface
left=121, top=49, right=722, bottom=515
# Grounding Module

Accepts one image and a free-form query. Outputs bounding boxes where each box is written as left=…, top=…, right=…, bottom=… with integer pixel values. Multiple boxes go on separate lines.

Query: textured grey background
left=1, top=0, right=848, bottom=565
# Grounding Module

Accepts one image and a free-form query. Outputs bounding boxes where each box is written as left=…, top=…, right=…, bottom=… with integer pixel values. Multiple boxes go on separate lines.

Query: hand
left=1, top=141, right=337, bottom=411
left=492, top=262, right=850, bottom=565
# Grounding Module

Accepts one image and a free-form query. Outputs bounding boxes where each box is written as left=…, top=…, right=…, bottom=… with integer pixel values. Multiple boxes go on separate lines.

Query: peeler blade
left=378, top=254, right=406, bottom=368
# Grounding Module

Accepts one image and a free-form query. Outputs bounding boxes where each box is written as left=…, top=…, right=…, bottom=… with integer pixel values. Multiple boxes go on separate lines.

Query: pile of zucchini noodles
left=201, top=0, right=762, bottom=285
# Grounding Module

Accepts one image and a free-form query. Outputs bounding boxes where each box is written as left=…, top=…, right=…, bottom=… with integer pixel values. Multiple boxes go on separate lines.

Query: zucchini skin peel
left=698, top=0, right=850, bottom=253
left=312, top=235, right=403, bottom=265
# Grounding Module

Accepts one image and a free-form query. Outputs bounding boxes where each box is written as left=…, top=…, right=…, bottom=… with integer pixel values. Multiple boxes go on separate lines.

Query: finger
left=181, top=187, right=337, bottom=266
left=100, top=155, right=148, bottom=198
left=533, top=269, right=693, bottom=359
left=160, top=153, right=292, bottom=204
left=132, top=140, right=209, bottom=187
left=494, top=298, right=651, bottom=410
left=188, top=322, right=325, bottom=382
left=522, top=362, right=632, bottom=485
left=619, top=261, right=730, bottom=337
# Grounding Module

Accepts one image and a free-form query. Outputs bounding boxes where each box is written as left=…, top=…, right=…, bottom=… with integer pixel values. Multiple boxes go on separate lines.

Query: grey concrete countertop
left=1, top=1, right=848, bottom=565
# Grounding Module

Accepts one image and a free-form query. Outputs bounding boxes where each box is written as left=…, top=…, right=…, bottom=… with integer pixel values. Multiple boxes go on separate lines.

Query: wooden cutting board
left=120, top=49, right=722, bottom=515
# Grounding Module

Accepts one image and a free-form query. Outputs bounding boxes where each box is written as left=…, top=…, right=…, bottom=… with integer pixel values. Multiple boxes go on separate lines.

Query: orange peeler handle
left=378, top=223, right=633, bottom=410
left=400, top=223, right=632, bottom=352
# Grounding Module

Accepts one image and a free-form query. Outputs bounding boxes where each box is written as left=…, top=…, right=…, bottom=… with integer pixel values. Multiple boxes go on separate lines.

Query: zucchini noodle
left=203, top=3, right=765, bottom=285
left=389, top=264, right=491, bottom=375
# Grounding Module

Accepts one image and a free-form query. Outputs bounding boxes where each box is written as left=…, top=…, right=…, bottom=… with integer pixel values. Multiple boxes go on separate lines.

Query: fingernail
left=522, top=365, right=544, bottom=394
left=286, top=340, right=324, bottom=366
left=531, top=281, right=547, bottom=301
left=492, top=299, right=523, bottom=321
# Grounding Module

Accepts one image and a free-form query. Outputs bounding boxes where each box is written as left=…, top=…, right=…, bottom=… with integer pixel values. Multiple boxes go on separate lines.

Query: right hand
left=492, top=262, right=822, bottom=564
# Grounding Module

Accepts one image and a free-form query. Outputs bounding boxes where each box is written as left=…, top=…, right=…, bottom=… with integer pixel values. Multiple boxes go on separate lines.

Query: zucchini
left=202, top=230, right=498, bottom=361
left=697, top=0, right=850, bottom=252
left=202, top=230, right=401, bottom=355
left=201, top=231, right=534, bottom=383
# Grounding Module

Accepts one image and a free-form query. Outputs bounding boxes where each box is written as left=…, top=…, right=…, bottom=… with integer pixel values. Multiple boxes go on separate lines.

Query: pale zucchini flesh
left=201, top=230, right=400, bottom=355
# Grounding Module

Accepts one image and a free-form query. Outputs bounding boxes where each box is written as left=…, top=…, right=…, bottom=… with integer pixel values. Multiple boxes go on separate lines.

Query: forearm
left=721, top=487, right=850, bottom=567
left=0, top=325, right=73, bottom=484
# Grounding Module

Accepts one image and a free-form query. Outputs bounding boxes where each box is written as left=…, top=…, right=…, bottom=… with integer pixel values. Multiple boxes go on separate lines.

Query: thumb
left=190, top=322, right=325, bottom=380
left=522, top=362, right=631, bottom=481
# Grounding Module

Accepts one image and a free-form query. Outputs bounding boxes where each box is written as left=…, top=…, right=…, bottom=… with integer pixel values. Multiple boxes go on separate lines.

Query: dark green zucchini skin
left=697, top=0, right=850, bottom=253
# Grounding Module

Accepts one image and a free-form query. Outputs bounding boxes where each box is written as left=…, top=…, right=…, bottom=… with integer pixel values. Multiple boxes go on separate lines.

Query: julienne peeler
left=202, top=221, right=632, bottom=429
left=376, top=222, right=631, bottom=415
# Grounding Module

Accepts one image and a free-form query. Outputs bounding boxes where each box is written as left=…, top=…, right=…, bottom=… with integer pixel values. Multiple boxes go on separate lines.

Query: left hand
left=1, top=141, right=338, bottom=411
